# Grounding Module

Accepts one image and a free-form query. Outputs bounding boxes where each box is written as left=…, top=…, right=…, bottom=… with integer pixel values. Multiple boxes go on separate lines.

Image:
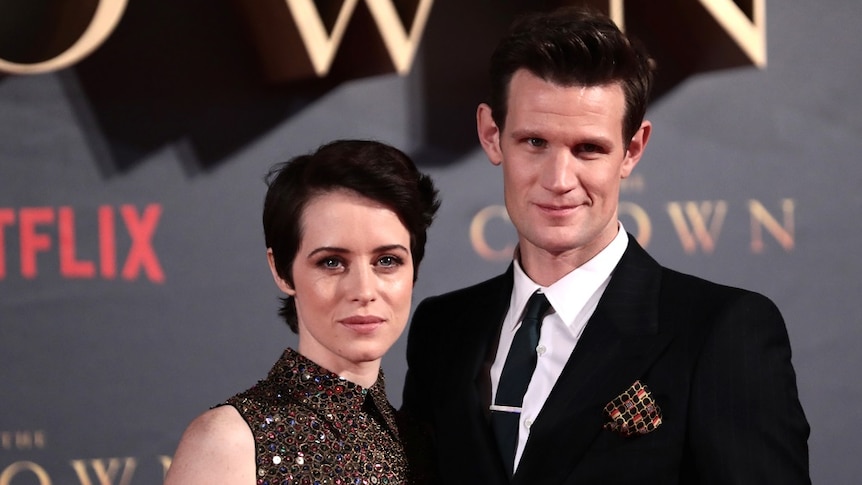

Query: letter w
left=667, top=200, right=728, bottom=254
left=70, top=458, right=137, bottom=485
left=284, top=0, right=433, bottom=76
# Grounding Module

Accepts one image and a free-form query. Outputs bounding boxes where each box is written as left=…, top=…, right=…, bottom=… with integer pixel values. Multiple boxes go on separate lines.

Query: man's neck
left=517, top=225, right=623, bottom=287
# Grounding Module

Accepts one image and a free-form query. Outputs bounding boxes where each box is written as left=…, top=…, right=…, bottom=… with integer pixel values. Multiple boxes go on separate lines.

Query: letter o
left=0, top=0, right=128, bottom=75
left=0, top=461, right=52, bottom=485
left=619, top=201, right=652, bottom=248
left=470, top=205, right=515, bottom=261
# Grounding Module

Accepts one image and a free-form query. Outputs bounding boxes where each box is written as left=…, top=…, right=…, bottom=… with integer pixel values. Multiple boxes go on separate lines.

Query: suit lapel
left=464, top=265, right=514, bottom=410
left=514, top=237, right=674, bottom=485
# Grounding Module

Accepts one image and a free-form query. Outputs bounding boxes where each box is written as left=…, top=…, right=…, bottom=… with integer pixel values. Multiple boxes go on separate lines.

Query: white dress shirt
left=490, top=223, right=629, bottom=472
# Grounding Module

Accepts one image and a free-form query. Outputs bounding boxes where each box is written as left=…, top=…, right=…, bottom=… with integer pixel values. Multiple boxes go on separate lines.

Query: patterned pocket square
left=603, top=380, right=663, bottom=437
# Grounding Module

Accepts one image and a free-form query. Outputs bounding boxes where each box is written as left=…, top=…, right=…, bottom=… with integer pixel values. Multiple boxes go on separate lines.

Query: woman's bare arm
left=164, top=406, right=255, bottom=485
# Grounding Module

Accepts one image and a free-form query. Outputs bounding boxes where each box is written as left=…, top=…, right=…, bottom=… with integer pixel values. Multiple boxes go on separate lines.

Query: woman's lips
left=340, top=315, right=385, bottom=333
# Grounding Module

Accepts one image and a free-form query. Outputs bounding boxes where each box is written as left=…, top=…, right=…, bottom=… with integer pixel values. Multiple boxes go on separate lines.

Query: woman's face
left=271, top=189, right=414, bottom=379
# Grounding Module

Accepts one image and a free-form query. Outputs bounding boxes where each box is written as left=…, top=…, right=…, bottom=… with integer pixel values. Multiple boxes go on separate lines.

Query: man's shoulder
left=655, top=264, right=780, bottom=317
left=407, top=270, right=512, bottom=348
left=658, top=265, right=758, bottom=295
left=621, top=236, right=778, bottom=316
left=415, top=268, right=512, bottom=314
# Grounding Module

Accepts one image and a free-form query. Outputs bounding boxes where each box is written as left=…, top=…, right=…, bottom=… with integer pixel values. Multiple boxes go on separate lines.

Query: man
left=401, top=6, right=810, bottom=484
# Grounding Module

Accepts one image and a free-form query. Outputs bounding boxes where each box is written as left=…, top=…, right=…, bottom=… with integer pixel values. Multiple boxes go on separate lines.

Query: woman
left=164, top=139, right=439, bottom=484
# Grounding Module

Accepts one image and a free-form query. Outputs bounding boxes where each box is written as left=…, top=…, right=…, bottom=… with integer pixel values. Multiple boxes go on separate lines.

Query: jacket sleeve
left=399, top=297, right=440, bottom=484
left=685, top=291, right=811, bottom=484
left=402, top=297, right=437, bottom=419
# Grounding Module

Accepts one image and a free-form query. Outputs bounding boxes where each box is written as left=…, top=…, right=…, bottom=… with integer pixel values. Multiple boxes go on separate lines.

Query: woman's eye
left=320, top=257, right=343, bottom=269
left=378, top=255, right=402, bottom=267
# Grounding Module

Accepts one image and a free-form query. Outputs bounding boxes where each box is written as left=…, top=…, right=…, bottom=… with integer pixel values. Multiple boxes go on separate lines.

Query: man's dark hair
left=488, top=6, right=655, bottom=143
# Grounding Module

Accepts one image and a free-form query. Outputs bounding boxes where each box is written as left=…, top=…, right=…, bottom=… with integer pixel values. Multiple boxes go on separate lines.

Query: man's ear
left=477, top=103, right=504, bottom=166
left=621, top=120, right=652, bottom=178
left=267, top=248, right=295, bottom=296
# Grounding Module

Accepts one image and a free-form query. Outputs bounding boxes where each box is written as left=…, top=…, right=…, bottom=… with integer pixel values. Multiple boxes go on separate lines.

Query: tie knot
left=523, top=291, right=551, bottom=324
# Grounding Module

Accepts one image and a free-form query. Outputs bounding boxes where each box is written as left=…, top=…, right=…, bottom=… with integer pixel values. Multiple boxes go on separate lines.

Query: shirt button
left=524, top=419, right=533, bottom=429
left=536, top=345, right=546, bottom=356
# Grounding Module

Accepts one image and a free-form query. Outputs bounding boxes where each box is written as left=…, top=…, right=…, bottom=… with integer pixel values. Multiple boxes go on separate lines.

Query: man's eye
left=527, top=138, right=546, bottom=148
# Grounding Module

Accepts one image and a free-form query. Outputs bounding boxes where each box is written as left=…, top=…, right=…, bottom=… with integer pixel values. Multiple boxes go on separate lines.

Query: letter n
left=605, top=0, right=765, bottom=84
left=749, top=199, right=794, bottom=253
left=699, top=0, right=766, bottom=67
left=0, top=209, right=14, bottom=279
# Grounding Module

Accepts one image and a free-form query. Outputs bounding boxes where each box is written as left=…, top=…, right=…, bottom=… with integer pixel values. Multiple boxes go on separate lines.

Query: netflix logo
left=0, top=204, right=164, bottom=283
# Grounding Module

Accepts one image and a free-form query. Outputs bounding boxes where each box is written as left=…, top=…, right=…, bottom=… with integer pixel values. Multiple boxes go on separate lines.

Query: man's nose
left=541, top=149, right=578, bottom=193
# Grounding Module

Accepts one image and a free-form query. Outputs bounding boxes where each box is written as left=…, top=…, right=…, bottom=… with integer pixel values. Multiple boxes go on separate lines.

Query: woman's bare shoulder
left=163, top=406, right=255, bottom=484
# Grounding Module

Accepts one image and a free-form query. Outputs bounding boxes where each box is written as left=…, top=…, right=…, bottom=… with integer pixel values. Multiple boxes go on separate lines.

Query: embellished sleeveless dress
left=224, top=348, right=410, bottom=484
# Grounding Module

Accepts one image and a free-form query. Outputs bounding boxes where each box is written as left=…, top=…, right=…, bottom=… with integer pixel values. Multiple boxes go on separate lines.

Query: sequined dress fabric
left=224, top=348, right=409, bottom=484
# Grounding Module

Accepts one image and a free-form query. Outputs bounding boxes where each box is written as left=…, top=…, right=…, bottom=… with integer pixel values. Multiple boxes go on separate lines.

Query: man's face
left=478, top=69, right=650, bottom=276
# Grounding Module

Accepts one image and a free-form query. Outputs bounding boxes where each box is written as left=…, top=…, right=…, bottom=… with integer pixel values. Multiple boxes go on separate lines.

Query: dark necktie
left=491, top=290, right=552, bottom=476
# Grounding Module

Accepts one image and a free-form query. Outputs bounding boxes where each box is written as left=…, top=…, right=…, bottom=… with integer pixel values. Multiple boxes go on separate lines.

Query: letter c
left=0, top=0, right=128, bottom=75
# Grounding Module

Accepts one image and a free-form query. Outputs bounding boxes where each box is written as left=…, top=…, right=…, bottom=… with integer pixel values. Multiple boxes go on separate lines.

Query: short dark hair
left=262, top=139, right=440, bottom=332
left=488, top=6, right=655, bottom=144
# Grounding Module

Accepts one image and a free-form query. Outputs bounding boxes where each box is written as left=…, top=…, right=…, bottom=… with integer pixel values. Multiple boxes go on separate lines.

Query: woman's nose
left=347, top=265, right=376, bottom=302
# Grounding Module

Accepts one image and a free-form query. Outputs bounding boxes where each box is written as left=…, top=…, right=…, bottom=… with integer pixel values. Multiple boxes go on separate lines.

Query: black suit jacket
left=402, top=235, right=810, bottom=484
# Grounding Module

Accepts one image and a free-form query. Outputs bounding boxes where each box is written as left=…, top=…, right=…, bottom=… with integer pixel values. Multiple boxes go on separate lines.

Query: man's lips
left=535, top=201, right=585, bottom=214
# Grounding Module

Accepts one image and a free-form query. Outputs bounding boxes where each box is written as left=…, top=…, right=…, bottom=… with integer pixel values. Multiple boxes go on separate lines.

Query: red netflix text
left=0, top=204, right=164, bottom=283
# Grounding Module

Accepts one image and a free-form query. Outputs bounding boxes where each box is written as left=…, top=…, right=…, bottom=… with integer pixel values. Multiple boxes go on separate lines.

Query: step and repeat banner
left=1, top=0, right=859, bottom=483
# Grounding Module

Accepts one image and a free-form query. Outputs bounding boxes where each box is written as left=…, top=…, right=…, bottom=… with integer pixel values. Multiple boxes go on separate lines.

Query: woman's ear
left=267, top=248, right=295, bottom=296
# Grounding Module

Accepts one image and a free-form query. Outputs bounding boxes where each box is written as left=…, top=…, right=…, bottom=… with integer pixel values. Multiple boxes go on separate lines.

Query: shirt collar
left=272, top=348, right=388, bottom=412
left=512, top=223, right=629, bottom=330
